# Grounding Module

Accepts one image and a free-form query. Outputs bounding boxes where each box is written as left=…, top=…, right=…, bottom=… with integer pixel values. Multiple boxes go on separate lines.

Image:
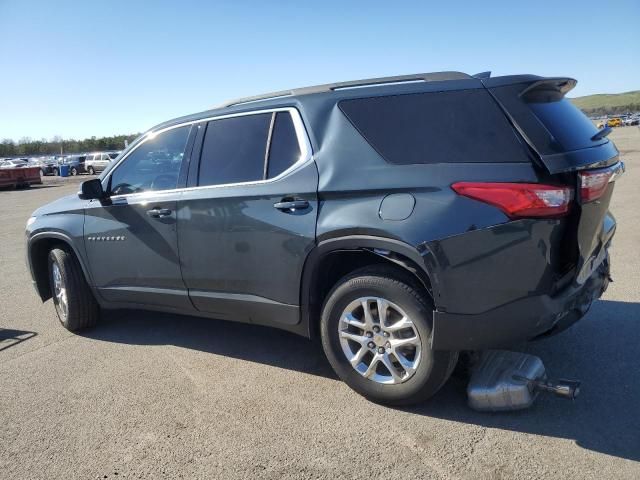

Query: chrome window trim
left=105, top=107, right=313, bottom=201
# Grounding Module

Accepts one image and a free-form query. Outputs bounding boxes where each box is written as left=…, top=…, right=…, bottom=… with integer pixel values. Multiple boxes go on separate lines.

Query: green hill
left=570, top=90, right=640, bottom=115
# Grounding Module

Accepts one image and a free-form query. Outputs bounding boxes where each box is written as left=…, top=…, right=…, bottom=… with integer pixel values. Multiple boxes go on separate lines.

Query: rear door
left=84, top=125, right=196, bottom=309
left=178, top=108, right=317, bottom=327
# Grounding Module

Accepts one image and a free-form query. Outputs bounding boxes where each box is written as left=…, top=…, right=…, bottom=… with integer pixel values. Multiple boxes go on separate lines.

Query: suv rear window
left=339, top=89, right=529, bottom=165
left=527, top=98, right=601, bottom=152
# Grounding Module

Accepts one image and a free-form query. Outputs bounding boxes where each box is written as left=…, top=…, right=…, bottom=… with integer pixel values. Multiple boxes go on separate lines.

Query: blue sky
left=1, top=0, right=638, bottom=140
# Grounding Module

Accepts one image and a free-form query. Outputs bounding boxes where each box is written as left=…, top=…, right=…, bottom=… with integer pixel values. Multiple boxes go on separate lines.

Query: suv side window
left=108, top=126, right=190, bottom=195
left=198, top=113, right=271, bottom=187
left=266, top=112, right=301, bottom=179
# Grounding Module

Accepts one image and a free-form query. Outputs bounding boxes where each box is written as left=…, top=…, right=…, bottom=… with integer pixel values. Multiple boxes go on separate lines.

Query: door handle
left=146, top=207, right=172, bottom=218
left=273, top=199, right=310, bottom=211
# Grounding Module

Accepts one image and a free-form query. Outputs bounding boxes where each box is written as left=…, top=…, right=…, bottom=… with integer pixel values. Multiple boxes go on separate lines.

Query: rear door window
left=266, top=111, right=301, bottom=178
left=339, top=89, right=529, bottom=165
left=198, top=114, right=271, bottom=186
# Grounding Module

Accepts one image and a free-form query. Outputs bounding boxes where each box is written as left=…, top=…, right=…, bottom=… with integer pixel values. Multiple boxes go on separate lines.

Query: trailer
left=0, top=166, right=42, bottom=189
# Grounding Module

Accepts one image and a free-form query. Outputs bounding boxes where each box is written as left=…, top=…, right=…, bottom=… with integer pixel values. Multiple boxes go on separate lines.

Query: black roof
left=148, top=71, right=550, bottom=135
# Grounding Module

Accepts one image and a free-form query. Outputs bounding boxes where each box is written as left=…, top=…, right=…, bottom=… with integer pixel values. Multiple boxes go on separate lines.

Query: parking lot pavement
left=1, top=130, right=639, bottom=480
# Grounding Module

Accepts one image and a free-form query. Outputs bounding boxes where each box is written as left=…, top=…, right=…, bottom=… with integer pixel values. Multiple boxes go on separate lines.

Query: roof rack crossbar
left=220, top=71, right=472, bottom=108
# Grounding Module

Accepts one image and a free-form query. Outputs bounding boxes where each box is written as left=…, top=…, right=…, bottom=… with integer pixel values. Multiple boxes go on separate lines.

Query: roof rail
left=220, top=71, right=472, bottom=108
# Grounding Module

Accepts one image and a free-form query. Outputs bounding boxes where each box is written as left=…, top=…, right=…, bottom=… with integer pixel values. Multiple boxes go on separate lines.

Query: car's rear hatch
left=484, top=75, right=623, bottom=285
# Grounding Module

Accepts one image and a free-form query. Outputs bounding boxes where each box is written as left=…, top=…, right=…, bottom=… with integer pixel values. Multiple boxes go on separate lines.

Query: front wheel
left=321, top=266, right=457, bottom=406
left=87, top=166, right=95, bottom=175
left=70, top=167, right=78, bottom=176
left=48, top=248, right=100, bottom=331
left=53, top=167, right=59, bottom=176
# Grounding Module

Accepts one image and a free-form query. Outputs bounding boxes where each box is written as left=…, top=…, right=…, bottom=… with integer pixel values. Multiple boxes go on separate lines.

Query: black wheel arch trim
left=28, top=231, right=96, bottom=302
left=299, top=234, right=437, bottom=338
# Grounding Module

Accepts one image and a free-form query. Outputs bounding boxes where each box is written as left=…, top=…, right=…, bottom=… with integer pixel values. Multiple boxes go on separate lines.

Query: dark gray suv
left=26, top=71, right=622, bottom=405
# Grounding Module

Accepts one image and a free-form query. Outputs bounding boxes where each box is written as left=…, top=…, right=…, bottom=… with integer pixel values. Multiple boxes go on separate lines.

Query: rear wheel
left=48, top=248, right=99, bottom=331
left=320, top=266, right=457, bottom=406
left=70, top=167, right=78, bottom=176
left=87, top=166, right=95, bottom=175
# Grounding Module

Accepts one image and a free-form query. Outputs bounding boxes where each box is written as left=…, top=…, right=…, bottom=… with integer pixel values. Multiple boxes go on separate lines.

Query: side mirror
left=78, top=178, right=106, bottom=200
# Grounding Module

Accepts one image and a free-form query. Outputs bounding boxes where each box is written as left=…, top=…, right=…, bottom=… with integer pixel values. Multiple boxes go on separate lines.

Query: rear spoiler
left=481, top=75, right=577, bottom=98
left=519, top=78, right=577, bottom=102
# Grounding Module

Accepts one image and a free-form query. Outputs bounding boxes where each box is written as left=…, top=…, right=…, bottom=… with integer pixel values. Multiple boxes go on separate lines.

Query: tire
left=48, top=247, right=100, bottom=331
left=70, top=167, right=78, bottom=176
left=53, top=167, right=59, bottom=176
left=87, top=166, right=95, bottom=175
left=320, top=266, right=458, bottom=406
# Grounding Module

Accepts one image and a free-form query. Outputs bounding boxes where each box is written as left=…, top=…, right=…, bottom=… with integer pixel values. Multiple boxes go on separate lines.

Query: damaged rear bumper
left=431, top=256, right=610, bottom=351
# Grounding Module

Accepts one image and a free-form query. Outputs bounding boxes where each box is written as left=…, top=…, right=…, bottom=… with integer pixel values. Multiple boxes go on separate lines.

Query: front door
left=98, top=153, right=111, bottom=170
left=178, top=109, right=317, bottom=327
left=84, top=125, right=195, bottom=310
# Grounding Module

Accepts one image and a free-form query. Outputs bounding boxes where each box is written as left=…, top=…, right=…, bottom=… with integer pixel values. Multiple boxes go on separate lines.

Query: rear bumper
left=431, top=255, right=610, bottom=351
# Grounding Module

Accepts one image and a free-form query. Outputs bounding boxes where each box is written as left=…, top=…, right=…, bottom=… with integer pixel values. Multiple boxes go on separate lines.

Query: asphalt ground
left=1, top=128, right=639, bottom=479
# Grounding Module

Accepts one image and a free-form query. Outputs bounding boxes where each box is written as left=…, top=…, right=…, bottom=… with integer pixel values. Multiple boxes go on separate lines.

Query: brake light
left=579, top=167, right=619, bottom=202
left=451, top=182, right=571, bottom=218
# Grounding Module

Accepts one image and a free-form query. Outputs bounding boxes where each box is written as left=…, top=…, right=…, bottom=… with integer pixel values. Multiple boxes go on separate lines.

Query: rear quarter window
left=339, top=89, right=529, bottom=165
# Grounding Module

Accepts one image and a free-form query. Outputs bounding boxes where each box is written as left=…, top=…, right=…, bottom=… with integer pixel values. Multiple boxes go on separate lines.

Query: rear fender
left=299, top=235, right=437, bottom=338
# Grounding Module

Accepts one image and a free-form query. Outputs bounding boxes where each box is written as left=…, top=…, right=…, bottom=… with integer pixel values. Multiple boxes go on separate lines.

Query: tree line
left=0, top=133, right=140, bottom=158
left=580, top=103, right=640, bottom=116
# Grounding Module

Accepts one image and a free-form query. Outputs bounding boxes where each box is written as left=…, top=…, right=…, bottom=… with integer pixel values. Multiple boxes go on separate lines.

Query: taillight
left=451, top=182, right=571, bottom=218
left=578, top=163, right=624, bottom=202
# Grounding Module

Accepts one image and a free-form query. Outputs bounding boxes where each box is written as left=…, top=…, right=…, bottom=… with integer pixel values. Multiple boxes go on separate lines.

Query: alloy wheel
left=338, top=296, right=422, bottom=384
left=52, top=261, right=68, bottom=320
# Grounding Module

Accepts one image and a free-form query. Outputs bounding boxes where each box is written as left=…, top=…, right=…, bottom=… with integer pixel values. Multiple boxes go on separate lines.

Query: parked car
left=26, top=71, right=622, bottom=405
left=623, top=116, right=639, bottom=126
left=31, top=156, right=58, bottom=175
left=607, top=117, right=623, bottom=127
left=58, top=154, right=87, bottom=175
left=0, top=158, right=29, bottom=168
left=85, top=151, right=120, bottom=175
